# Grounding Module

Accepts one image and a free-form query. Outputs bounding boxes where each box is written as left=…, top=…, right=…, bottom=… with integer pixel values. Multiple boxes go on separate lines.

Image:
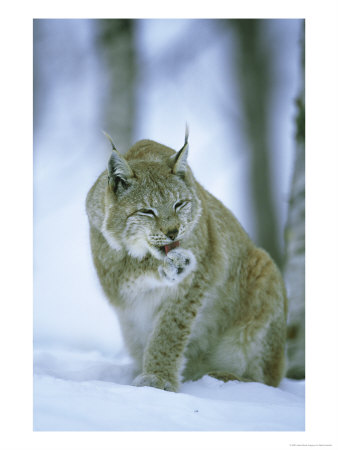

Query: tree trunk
left=230, top=19, right=282, bottom=268
left=96, top=19, right=137, bottom=153
left=284, top=22, right=305, bottom=379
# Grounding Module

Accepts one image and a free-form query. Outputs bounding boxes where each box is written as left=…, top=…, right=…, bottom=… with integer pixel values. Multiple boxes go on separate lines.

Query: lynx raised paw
left=158, top=248, right=196, bottom=284
left=132, top=373, right=177, bottom=392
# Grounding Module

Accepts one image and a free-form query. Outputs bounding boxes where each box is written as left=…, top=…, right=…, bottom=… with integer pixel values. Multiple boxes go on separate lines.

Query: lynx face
left=102, top=155, right=202, bottom=260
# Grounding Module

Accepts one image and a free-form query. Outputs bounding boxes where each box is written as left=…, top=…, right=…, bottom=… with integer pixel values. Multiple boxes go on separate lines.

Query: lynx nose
left=166, top=228, right=179, bottom=241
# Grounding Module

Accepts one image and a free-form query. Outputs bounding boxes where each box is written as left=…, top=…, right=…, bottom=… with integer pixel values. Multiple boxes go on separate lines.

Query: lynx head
left=101, top=131, right=202, bottom=260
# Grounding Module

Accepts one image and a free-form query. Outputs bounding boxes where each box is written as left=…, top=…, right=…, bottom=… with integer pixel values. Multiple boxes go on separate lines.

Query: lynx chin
left=86, top=130, right=287, bottom=392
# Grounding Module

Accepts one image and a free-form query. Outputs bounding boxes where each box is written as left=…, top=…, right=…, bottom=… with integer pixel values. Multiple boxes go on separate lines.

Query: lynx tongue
left=164, top=241, right=180, bottom=255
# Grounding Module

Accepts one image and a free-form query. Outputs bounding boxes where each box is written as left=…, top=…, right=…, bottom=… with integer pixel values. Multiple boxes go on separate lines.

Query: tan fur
left=86, top=137, right=287, bottom=392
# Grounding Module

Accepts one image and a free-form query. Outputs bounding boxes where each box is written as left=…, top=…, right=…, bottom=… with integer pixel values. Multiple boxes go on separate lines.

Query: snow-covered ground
left=33, top=345, right=304, bottom=431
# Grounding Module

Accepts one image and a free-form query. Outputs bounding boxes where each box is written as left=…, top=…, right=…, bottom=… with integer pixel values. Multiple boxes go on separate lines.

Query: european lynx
left=86, top=131, right=287, bottom=392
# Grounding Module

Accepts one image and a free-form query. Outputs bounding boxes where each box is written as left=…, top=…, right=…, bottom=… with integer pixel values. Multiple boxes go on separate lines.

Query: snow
left=33, top=346, right=305, bottom=431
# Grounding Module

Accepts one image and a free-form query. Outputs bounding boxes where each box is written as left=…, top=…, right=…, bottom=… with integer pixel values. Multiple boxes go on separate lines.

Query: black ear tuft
left=171, top=125, right=189, bottom=177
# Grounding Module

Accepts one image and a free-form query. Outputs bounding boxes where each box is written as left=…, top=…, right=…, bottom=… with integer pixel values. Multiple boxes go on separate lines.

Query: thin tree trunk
left=231, top=19, right=282, bottom=268
left=96, top=19, right=137, bottom=152
left=284, top=22, right=305, bottom=379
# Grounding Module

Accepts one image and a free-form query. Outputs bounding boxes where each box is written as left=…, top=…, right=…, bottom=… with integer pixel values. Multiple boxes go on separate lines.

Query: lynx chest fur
left=86, top=134, right=287, bottom=392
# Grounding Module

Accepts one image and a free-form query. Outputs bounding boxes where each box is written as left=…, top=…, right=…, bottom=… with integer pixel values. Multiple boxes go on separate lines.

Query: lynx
left=86, top=131, right=287, bottom=392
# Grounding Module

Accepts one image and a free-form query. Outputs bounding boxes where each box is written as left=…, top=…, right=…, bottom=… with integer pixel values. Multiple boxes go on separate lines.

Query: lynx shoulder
left=86, top=134, right=287, bottom=392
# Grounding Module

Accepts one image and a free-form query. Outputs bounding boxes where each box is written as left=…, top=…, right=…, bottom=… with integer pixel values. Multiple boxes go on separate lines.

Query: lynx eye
left=174, top=200, right=189, bottom=211
left=137, top=208, right=156, bottom=217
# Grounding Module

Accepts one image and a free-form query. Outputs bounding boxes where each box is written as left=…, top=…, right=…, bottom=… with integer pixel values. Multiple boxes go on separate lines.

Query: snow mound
left=34, top=346, right=305, bottom=431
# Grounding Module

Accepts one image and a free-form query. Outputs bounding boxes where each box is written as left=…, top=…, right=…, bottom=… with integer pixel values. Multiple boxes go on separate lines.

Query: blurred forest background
left=33, top=19, right=304, bottom=379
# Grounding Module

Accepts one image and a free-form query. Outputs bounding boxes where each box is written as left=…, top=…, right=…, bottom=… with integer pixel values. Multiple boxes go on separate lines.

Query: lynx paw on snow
left=158, top=248, right=195, bottom=284
left=132, top=373, right=177, bottom=392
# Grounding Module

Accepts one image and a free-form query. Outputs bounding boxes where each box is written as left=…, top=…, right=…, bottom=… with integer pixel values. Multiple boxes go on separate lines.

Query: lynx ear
left=171, top=125, right=189, bottom=177
left=103, top=132, right=134, bottom=193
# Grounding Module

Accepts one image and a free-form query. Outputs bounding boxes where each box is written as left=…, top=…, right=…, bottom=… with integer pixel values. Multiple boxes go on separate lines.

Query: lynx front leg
left=132, top=285, right=202, bottom=392
left=132, top=373, right=175, bottom=391
left=132, top=301, right=199, bottom=392
left=132, top=249, right=200, bottom=392
left=158, top=248, right=196, bottom=284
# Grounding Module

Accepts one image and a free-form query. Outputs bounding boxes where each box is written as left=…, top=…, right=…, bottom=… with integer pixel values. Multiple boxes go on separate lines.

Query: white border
left=1, top=1, right=337, bottom=449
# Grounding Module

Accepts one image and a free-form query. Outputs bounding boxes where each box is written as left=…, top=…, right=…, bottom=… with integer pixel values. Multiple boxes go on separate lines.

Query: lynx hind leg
left=260, top=321, right=287, bottom=387
left=242, top=248, right=288, bottom=387
left=208, top=371, right=253, bottom=383
left=210, top=248, right=288, bottom=388
left=208, top=329, right=286, bottom=388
